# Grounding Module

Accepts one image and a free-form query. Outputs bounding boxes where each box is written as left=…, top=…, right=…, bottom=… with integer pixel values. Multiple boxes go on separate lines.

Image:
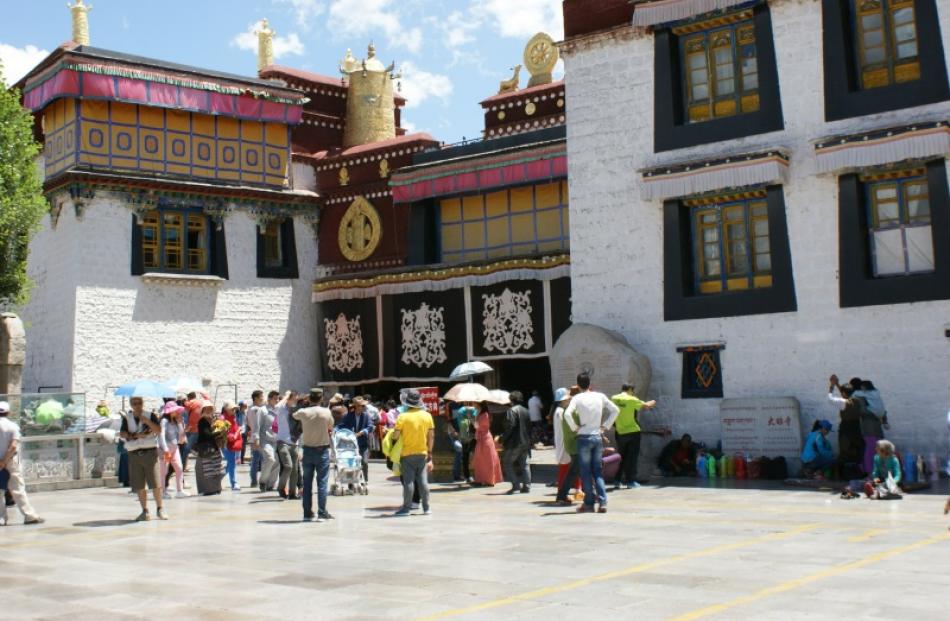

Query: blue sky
left=0, top=0, right=564, bottom=143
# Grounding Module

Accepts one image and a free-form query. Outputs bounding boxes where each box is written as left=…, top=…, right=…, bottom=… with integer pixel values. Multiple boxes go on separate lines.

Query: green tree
left=0, top=60, right=47, bottom=307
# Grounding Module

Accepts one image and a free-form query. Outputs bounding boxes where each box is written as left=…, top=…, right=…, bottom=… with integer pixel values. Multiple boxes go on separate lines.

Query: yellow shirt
left=395, top=408, right=434, bottom=456
left=611, top=392, right=645, bottom=434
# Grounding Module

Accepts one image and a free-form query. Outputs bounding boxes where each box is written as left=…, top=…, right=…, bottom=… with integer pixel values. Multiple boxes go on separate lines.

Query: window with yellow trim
left=677, top=13, right=759, bottom=124
left=140, top=209, right=210, bottom=274
left=691, top=195, right=771, bottom=294
left=863, top=169, right=933, bottom=276
left=439, top=181, right=569, bottom=263
left=262, top=220, right=283, bottom=268
left=853, top=0, right=920, bottom=89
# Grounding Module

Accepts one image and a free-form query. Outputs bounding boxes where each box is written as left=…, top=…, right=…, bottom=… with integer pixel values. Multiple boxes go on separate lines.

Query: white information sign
left=720, top=397, right=802, bottom=459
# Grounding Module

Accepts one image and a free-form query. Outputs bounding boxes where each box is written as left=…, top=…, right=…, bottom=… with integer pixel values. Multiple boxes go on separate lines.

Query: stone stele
left=0, top=313, right=26, bottom=395
left=550, top=323, right=651, bottom=398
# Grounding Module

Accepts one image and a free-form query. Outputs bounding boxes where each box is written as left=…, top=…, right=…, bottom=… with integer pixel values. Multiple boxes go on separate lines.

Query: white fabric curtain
left=632, top=0, right=751, bottom=27
left=871, top=229, right=905, bottom=276
left=641, top=157, right=788, bottom=201
left=905, top=225, right=935, bottom=273
left=816, top=128, right=950, bottom=174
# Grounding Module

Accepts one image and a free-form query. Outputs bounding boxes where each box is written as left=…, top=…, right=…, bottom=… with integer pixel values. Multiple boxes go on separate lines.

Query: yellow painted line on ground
left=848, top=528, right=888, bottom=542
left=412, top=523, right=821, bottom=621
left=667, top=531, right=950, bottom=621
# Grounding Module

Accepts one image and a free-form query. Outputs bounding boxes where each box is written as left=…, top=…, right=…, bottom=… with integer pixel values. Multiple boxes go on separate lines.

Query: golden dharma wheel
left=523, top=32, right=558, bottom=79
left=338, top=196, right=382, bottom=262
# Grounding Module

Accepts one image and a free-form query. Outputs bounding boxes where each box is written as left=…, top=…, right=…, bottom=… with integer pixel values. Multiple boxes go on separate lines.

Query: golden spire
left=68, top=0, right=92, bottom=46
left=341, top=42, right=396, bottom=148
left=256, top=18, right=275, bottom=72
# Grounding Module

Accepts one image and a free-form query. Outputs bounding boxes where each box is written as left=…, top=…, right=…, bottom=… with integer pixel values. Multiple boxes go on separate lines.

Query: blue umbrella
left=114, top=380, right=175, bottom=399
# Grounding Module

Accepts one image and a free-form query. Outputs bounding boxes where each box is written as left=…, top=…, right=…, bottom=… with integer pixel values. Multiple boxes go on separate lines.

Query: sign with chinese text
left=416, top=387, right=441, bottom=417
left=720, top=397, right=802, bottom=459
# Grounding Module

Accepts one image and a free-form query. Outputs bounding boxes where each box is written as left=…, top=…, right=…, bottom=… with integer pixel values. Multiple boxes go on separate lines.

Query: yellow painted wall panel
left=441, top=199, right=461, bottom=223
left=111, top=157, right=138, bottom=169
left=487, top=217, right=510, bottom=246
left=192, top=114, right=215, bottom=136
left=241, top=120, right=263, bottom=142
left=192, top=137, right=216, bottom=168
left=167, top=163, right=190, bottom=176
left=218, top=116, right=239, bottom=138
left=139, top=128, right=165, bottom=161
left=111, top=125, right=138, bottom=157
left=485, top=190, right=507, bottom=217
left=536, top=209, right=561, bottom=240
left=139, top=106, right=164, bottom=128
left=462, top=195, right=484, bottom=221
left=510, top=213, right=535, bottom=242
left=166, top=109, right=190, bottom=131
left=535, top=182, right=560, bottom=209
left=463, top=221, right=485, bottom=248
left=510, top=186, right=533, bottom=212
left=241, top=145, right=263, bottom=172
left=81, top=100, right=108, bottom=120
left=217, top=140, right=240, bottom=170
left=80, top=153, right=109, bottom=167
left=265, top=122, right=287, bottom=147
left=82, top=121, right=110, bottom=154
left=218, top=170, right=240, bottom=181
left=111, top=102, right=137, bottom=125
left=264, top=146, right=286, bottom=176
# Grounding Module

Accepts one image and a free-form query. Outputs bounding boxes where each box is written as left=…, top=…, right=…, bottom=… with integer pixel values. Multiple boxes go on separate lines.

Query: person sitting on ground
left=657, top=434, right=697, bottom=477
left=801, top=419, right=835, bottom=479
left=864, top=439, right=902, bottom=499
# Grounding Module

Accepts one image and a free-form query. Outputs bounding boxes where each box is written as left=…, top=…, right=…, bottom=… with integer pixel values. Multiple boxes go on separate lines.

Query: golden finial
left=367, top=42, right=376, bottom=59
left=339, top=48, right=358, bottom=75
left=256, top=18, right=275, bottom=72
left=68, top=0, right=92, bottom=46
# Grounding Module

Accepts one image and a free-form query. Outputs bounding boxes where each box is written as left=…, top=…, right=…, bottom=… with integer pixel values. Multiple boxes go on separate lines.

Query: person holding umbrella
left=121, top=396, right=167, bottom=521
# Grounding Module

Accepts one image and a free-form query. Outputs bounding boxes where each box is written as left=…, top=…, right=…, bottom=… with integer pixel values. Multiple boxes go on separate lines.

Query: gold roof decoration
left=341, top=42, right=398, bottom=148
left=69, top=0, right=92, bottom=46
left=257, top=19, right=276, bottom=72
left=524, top=32, right=559, bottom=87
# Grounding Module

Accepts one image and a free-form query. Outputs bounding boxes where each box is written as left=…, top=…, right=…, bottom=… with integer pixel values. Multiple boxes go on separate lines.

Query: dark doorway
left=496, top=357, right=553, bottom=408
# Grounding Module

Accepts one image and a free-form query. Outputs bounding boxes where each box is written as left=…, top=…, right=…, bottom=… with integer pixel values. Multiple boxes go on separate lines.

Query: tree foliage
left=0, top=61, right=47, bottom=307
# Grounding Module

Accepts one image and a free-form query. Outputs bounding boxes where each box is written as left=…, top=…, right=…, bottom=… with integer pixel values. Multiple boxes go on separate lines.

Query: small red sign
left=417, top=387, right=440, bottom=416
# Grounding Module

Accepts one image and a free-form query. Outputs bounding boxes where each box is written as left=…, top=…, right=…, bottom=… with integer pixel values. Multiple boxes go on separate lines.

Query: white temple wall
left=563, top=0, right=950, bottom=456
left=22, top=197, right=318, bottom=405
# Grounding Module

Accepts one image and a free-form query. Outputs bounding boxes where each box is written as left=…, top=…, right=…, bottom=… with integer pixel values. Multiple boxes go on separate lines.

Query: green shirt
left=611, top=392, right=645, bottom=434
left=560, top=408, right=579, bottom=456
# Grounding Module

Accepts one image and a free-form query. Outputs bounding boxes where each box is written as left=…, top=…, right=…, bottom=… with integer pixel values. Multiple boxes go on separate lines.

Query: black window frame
left=663, top=184, right=797, bottom=321
left=130, top=207, right=228, bottom=279
left=838, top=158, right=950, bottom=307
left=256, top=216, right=299, bottom=279
left=654, top=3, right=784, bottom=153
left=822, top=0, right=949, bottom=121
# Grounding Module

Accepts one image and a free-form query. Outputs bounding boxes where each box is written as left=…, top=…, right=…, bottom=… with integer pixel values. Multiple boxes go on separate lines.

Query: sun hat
left=200, top=399, right=214, bottom=410
left=0, top=401, right=9, bottom=415
left=400, top=388, right=423, bottom=408
left=221, top=400, right=237, bottom=412
left=162, top=402, right=185, bottom=415
left=553, top=387, right=570, bottom=402
left=328, top=393, right=344, bottom=405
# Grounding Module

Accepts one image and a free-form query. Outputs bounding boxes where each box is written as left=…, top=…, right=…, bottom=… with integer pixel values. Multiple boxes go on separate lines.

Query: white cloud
left=327, top=0, right=422, bottom=54
left=398, top=61, right=452, bottom=109
left=401, top=119, right=417, bottom=133
left=0, top=43, right=49, bottom=86
left=274, top=0, right=325, bottom=31
left=471, top=0, right=564, bottom=40
left=231, top=20, right=305, bottom=61
left=437, top=10, right=480, bottom=50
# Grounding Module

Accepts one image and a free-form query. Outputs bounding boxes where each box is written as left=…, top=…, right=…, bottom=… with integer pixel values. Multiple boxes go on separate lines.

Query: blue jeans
left=224, top=449, right=238, bottom=488
left=249, top=449, right=261, bottom=487
left=301, top=446, right=330, bottom=517
left=577, top=434, right=607, bottom=507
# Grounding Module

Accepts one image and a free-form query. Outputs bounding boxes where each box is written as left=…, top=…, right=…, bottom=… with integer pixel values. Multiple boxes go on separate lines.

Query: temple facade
left=560, top=0, right=950, bottom=455
left=314, top=33, right=571, bottom=399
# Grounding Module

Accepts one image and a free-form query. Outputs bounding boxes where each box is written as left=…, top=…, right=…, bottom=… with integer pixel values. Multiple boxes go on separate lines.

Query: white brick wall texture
left=22, top=196, right=318, bottom=408
left=563, top=0, right=950, bottom=458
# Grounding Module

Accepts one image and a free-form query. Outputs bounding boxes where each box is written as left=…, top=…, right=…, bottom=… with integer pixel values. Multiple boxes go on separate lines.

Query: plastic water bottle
left=916, top=455, right=926, bottom=482
left=697, top=454, right=707, bottom=478
left=903, top=453, right=917, bottom=484
left=734, top=453, right=746, bottom=479
left=707, top=454, right=717, bottom=478
left=719, top=455, right=729, bottom=479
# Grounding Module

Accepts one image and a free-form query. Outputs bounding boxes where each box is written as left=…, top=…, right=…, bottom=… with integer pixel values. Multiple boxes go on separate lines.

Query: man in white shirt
left=0, top=401, right=44, bottom=526
left=564, top=373, right=620, bottom=514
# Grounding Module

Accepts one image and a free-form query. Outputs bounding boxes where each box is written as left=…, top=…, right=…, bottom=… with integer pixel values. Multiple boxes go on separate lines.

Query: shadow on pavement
left=73, top=519, right=138, bottom=527
left=257, top=519, right=306, bottom=525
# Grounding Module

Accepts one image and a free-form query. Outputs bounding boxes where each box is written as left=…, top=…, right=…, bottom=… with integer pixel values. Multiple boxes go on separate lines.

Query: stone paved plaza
left=3, top=462, right=950, bottom=621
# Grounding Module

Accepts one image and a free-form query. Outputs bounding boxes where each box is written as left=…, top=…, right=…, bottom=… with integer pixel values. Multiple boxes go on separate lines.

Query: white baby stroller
left=330, top=428, right=367, bottom=495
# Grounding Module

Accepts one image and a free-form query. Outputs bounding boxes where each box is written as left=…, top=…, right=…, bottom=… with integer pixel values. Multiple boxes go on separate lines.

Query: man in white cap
left=0, top=401, right=44, bottom=526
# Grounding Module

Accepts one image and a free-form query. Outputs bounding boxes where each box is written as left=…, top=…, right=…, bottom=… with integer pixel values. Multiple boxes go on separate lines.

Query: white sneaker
left=175, top=491, right=189, bottom=499
left=162, top=492, right=171, bottom=500
left=231, top=485, right=241, bottom=492
left=0, top=517, right=7, bottom=526
left=411, top=502, right=420, bottom=510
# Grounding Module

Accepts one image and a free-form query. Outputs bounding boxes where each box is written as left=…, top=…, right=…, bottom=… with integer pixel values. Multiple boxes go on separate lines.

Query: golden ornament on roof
left=339, top=166, right=350, bottom=186
left=524, top=32, right=558, bottom=87
left=339, top=196, right=382, bottom=262
left=68, top=0, right=92, bottom=46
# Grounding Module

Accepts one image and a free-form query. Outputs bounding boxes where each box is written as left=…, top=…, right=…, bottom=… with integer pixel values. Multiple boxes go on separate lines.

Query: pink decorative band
left=24, top=68, right=304, bottom=124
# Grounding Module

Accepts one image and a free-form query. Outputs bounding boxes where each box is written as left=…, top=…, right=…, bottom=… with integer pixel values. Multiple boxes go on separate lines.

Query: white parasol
left=443, top=382, right=493, bottom=404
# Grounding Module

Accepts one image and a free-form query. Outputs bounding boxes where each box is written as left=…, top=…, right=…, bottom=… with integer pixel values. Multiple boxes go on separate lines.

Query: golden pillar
left=341, top=43, right=397, bottom=148
left=68, top=0, right=92, bottom=46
